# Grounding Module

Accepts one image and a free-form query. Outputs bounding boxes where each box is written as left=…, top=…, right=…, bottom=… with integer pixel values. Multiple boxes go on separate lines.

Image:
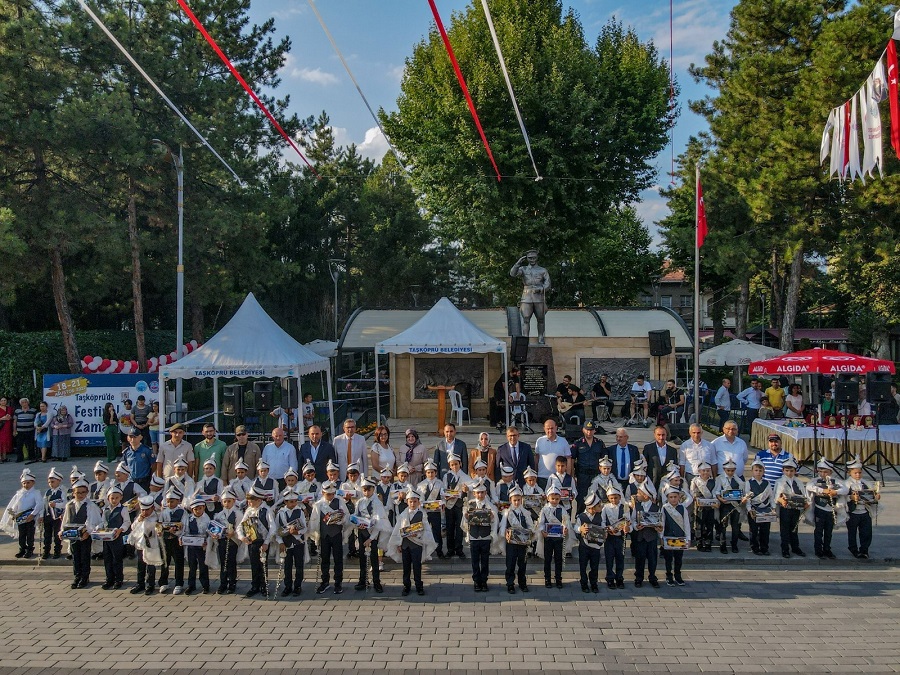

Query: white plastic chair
left=448, top=389, right=470, bottom=426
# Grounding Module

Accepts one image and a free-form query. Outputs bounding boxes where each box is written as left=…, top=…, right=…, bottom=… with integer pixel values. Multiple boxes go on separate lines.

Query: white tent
left=374, top=297, right=509, bottom=426
left=303, top=339, right=338, bottom=358
left=160, top=293, right=335, bottom=440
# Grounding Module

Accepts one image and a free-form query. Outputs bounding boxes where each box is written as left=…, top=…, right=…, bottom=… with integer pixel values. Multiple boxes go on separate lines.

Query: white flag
left=893, top=8, right=900, bottom=41
left=820, top=108, right=834, bottom=165
left=848, top=94, right=862, bottom=182
left=863, top=67, right=885, bottom=178
left=829, top=105, right=843, bottom=179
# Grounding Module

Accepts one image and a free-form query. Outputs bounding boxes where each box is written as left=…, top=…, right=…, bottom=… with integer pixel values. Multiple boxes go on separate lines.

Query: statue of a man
left=510, top=249, right=551, bottom=344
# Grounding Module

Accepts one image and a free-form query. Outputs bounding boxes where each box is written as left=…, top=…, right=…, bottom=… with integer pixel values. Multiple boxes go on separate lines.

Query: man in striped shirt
left=753, top=434, right=793, bottom=483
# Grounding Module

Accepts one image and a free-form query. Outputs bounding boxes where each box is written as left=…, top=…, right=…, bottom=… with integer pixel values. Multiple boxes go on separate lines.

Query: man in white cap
left=806, top=458, right=848, bottom=559
left=499, top=486, right=533, bottom=594
left=387, top=488, right=437, bottom=596
left=2, top=469, right=42, bottom=558
left=464, top=480, right=498, bottom=592
left=774, top=456, right=807, bottom=559
left=844, top=455, right=880, bottom=559
left=309, top=480, right=352, bottom=595
left=238, top=486, right=276, bottom=597
left=148, top=474, right=166, bottom=509
left=59, top=478, right=102, bottom=588
left=342, top=461, right=363, bottom=558
left=42, top=466, right=65, bottom=559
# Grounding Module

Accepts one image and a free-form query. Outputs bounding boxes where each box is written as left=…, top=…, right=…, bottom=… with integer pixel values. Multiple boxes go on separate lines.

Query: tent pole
left=213, top=376, right=219, bottom=433
left=325, top=366, right=336, bottom=444
left=297, top=375, right=304, bottom=447
left=375, top=351, right=381, bottom=426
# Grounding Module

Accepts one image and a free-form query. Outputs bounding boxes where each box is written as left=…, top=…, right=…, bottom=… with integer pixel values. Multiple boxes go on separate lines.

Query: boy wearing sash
left=844, top=455, right=879, bottom=559
left=276, top=489, right=308, bottom=596
left=600, top=484, right=630, bottom=589
left=183, top=497, right=211, bottom=594
left=806, top=458, right=848, bottom=559
left=309, top=480, right=352, bottom=595
left=624, top=460, right=657, bottom=504
left=547, top=455, right=577, bottom=519
left=417, top=459, right=445, bottom=559
left=774, top=457, right=807, bottom=559
left=353, top=477, right=390, bottom=593
left=388, top=489, right=437, bottom=596
left=194, top=458, right=223, bottom=517
left=228, top=460, right=253, bottom=508
left=470, top=459, right=496, bottom=503
left=164, top=456, right=194, bottom=507
left=522, top=467, right=543, bottom=558
left=575, top=492, right=604, bottom=593
left=500, top=486, right=533, bottom=594
left=129, top=494, right=163, bottom=595
left=537, top=485, right=569, bottom=589
left=100, top=485, right=130, bottom=589
left=253, top=460, right=277, bottom=508
left=342, top=461, right=363, bottom=559
left=148, top=474, right=166, bottom=510
left=689, top=462, right=718, bottom=552
left=2, top=469, right=42, bottom=559
left=661, top=486, right=690, bottom=586
left=113, top=461, right=145, bottom=558
left=745, top=458, right=774, bottom=556
left=297, top=461, right=320, bottom=554
left=659, top=462, right=694, bottom=508
left=89, top=462, right=112, bottom=561
left=390, top=464, right=413, bottom=522
left=212, top=488, right=243, bottom=594
left=443, top=454, right=467, bottom=560
left=59, top=478, right=102, bottom=588
left=277, top=466, right=300, bottom=508
left=630, top=474, right=662, bottom=588
left=67, top=466, right=86, bottom=502
left=714, top=459, right=745, bottom=554
left=463, top=480, right=498, bottom=592
left=42, top=467, right=65, bottom=559
left=158, top=488, right=188, bottom=593
left=238, top=486, right=275, bottom=597
left=495, top=464, right=518, bottom=515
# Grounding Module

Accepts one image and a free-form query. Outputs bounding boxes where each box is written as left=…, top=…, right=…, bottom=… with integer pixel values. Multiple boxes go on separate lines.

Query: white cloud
left=328, top=126, right=390, bottom=162
left=290, top=66, right=340, bottom=86
left=270, top=2, right=306, bottom=20
left=633, top=185, right=671, bottom=251
left=387, top=64, right=406, bottom=84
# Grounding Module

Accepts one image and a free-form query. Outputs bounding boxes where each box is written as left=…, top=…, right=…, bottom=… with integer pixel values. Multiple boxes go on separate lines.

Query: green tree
left=382, top=1, right=673, bottom=306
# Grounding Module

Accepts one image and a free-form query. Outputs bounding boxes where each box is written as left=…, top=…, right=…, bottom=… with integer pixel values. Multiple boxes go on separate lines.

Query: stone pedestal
left=519, top=344, right=556, bottom=425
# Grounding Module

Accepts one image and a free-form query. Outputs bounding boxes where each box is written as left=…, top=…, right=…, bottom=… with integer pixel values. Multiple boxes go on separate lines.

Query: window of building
left=660, top=295, right=673, bottom=308
left=680, top=295, right=693, bottom=308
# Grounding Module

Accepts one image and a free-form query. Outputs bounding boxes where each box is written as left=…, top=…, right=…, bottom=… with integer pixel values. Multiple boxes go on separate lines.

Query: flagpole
left=693, top=164, right=701, bottom=425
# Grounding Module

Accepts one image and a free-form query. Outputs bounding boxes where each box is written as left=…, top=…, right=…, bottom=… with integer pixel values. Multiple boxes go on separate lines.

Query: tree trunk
left=734, top=275, right=750, bottom=340
left=780, top=243, right=804, bottom=352
left=872, top=322, right=891, bottom=360
left=50, top=244, right=81, bottom=373
left=771, top=248, right=784, bottom=336
left=128, top=177, right=147, bottom=372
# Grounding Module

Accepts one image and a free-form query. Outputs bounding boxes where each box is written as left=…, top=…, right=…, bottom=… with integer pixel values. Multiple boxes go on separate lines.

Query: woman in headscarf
left=398, top=429, right=426, bottom=486
left=469, top=432, right=497, bottom=482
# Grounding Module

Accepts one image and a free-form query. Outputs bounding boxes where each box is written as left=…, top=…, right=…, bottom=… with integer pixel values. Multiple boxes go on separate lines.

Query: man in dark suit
left=605, top=427, right=641, bottom=488
left=297, top=425, right=337, bottom=482
left=643, top=424, right=678, bottom=488
left=433, top=423, right=468, bottom=476
left=495, top=426, right=534, bottom=485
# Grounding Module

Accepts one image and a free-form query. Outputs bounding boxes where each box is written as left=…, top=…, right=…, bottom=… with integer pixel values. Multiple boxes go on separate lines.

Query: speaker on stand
left=648, top=330, right=672, bottom=406
left=834, top=374, right=860, bottom=474
left=223, top=384, right=244, bottom=420
left=863, top=372, right=899, bottom=482
left=253, top=381, right=274, bottom=412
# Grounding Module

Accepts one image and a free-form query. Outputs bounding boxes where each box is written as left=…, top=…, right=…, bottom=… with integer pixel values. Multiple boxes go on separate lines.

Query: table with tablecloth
left=751, top=419, right=900, bottom=464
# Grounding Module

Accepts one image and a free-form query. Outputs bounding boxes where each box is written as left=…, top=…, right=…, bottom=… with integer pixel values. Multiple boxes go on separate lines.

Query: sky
left=246, top=0, right=739, bottom=245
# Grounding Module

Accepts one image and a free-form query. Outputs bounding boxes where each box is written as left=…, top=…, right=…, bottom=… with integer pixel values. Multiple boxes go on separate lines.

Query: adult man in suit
left=605, top=428, right=641, bottom=488
left=298, top=425, right=338, bottom=482
left=495, top=426, right=534, bottom=485
left=643, top=425, right=678, bottom=488
left=433, top=423, right=468, bottom=477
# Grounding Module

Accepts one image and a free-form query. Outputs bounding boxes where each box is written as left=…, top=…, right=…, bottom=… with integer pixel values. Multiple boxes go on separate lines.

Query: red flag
left=696, top=171, right=708, bottom=248
left=887, top=40, right=900, bottom=159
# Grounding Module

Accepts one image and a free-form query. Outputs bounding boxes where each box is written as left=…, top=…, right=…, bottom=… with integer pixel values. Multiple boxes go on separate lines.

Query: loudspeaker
left=835, top=374, right=859, bottom=404
left=866, top=372, right=893, bottom=403
left=253, top=381, right=273, bottom=412
left=648, top=329, right=672, bottom=357
left=281, top=377, right=299, bottom=408
left=511, top=336, right=530, bottom=363
left=668, top=423, right=691, bottom=442
left=223, top=384, right=243, bottom=417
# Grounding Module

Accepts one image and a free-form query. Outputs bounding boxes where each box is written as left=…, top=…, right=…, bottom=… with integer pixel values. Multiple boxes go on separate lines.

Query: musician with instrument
left=211, top=487, right=243, bottom=595
left=275, top=489, right=308, bottom=596
left=774, top=457, right=808, bottom=559
left=98, top=485, right=130, bottom=590
left=442, top=454, right=467, bottom=560
left=563, top=384, right=587, bottom=427
left=660, top=486, right=690, bottom=586
left=745, top=459, right=775, bottom=556
left=600, top=484, right=630, bottom=589
left=714, top=459, right=746, bottom=554
left=805, top=458, right=848, bottom=559
left=239, top=486, right=276, bottom=597
left=309, top=480, right=351, bottom=595
left=575, top=492, right=605, bottom=593
left=59, top=478, right=102, bottom=588
left=387, top=488, right=437, bottom=596
left=129, top=494, right=163, bottom=595
left=1, top=469, right=42, bottom=559
left=629, top=476, right=662, bottom=589
left=182, top=497, right=212, bottom=595
left=463, top=480, right=499, bottom=592
left=690, top=462, right=719, bottom=552
left=537, top=485, right=569, bottom=588
left=158, top=488, right=188, bottom=594
left=589, top=374, right=614, bottom=423
left=844, top=455, right=879, bottom=559
left=499, top=486, right=534, bottom=594
left=353, top=477, right=390, bottom=593
left=42, top=467, right=65, bottom=559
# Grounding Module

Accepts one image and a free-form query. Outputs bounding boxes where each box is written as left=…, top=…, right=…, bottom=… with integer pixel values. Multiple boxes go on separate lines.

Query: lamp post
left=328, top=259, right=344, bottom=340
left=153, top=140, right=185, bottom=417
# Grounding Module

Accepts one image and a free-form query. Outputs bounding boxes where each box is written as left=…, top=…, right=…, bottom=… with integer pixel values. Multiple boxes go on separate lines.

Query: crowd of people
left=0, top=414, right=882, bottom=598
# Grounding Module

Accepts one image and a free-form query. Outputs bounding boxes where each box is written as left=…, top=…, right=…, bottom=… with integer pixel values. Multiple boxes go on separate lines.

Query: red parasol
left=748, top=348, right=895, bottom=376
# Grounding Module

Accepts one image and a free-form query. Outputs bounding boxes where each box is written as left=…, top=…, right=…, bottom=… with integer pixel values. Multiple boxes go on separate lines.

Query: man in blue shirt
left=736, top=378, right=764, bottom=433
left=714, top=378, right=732, bottom=432
left=123, top=427, right=155, bottom=491
left=754, top=434, right=793, bottom=484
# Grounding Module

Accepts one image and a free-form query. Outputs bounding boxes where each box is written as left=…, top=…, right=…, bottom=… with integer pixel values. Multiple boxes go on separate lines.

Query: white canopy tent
left=375, top=297, right=509, bottom=427
left=160, top=293, right=335, bottom=440
left=699, top=339, right=786, bottom=390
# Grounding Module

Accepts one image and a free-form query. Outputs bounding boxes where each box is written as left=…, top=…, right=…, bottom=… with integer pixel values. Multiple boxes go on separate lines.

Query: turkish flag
left=696, top=173, right=708, bottom=248
left=887, top=40, right=900, bottom=159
